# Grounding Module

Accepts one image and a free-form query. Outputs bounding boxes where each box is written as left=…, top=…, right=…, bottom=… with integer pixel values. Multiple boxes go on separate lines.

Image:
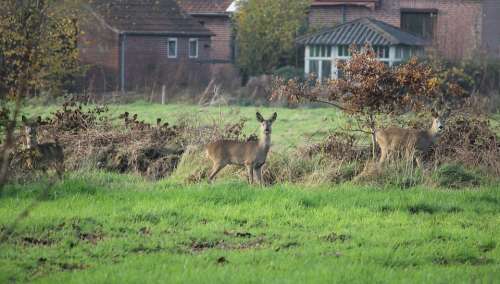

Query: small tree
left=234, top=0, right=311, bottom=77
left=272, top=46, right=469, bottom=158
left=0, top=0, right=80, bottom=190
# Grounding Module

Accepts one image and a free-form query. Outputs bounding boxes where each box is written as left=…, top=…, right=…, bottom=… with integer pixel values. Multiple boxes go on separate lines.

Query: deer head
left=256, top=112, right=277, bottom=136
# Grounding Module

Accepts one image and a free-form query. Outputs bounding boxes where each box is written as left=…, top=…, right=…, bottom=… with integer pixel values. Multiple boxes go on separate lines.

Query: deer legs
left=208, top=162, right=264, bottom=186
left=254, top=165, right=263, bottom=186
left=246, top=165, right=254, bottom=184
left=208, top=163, right=225, bottom=183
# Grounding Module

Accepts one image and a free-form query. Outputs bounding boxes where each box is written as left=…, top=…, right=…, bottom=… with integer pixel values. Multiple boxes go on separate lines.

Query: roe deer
left=22, top=116, right=64, bottom=178
left=375, top=109, right=450, bottom=167
left=206, top=112, right=277, bottom=185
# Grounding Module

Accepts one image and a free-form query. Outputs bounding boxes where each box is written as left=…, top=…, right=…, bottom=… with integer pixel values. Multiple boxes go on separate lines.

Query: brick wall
left=195, top=15, right=233, bottom=61
left=190, top=15, right=242, bottom=86
left=401, top=0, right=482, bottom=59
left=308, top=0, right=401, bottom=29
left=481, top=0, right=500, bottom=57
left=123, top=35, right=211, bottom=91
left=79, top=19, right=120, bottom=92
left=308, top=0, right=485, bottom=59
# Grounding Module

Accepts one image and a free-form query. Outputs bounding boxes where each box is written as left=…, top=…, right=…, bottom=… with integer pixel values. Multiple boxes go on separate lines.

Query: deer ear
left=256, top=112, right=264, bottom=122
left=431, top=109, right=439, bottom=118
left=21, top=115, right=28, bottom=123
left=270, top=112, right=277, bottom=122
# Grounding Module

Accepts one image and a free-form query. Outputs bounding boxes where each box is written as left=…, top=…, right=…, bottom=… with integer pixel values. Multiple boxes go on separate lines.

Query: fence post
left=161, top=85, right=166, bottom=105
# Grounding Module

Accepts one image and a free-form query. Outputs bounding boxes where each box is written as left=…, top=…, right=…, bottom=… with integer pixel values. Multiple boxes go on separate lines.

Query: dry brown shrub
left=434, top=115, right=500, bottom=175
left=300, top=132, right=370, bottom=163
left=48, top=101, right=109, bottom=132
left=9, top=103, right=187, bottom=180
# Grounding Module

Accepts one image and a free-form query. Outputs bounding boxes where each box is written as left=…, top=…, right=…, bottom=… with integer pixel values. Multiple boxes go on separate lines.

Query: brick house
left=177, top=0, right=235, bottom=62
left=177, top=0, right=241, bottom=85
left=79, top=0, right=213, bottom=92
left=308, top=0, right=500, bottom=59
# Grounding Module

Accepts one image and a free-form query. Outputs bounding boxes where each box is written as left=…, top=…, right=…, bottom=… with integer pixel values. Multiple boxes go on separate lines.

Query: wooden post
left=161, top=85, right=166, bottom=105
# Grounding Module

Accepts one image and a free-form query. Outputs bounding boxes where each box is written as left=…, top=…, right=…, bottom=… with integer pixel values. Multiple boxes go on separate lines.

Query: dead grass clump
left=431, top=163, right=482, bottom=188
left=170, top=145, right=211, bottom=184
left=9, top=103, right=187, bottom=180
left=262, top=151, right=365, bottom=185
left=54, top=123, right=184, bottom=179
left=300, top=132, right=370, bottom=163
left=434, top=115, right=500, bottom=176
left=354, top=160, right=424, bottom=189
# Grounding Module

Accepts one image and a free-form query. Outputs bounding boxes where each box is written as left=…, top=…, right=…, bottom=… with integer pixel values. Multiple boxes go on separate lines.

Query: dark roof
left=312, top=0, right=378, bottom=9
left=297, top=18, right=428, bottom=46
left=88, top=0, right=213, bottom=36
left=177, top=0, right=233, bottom=15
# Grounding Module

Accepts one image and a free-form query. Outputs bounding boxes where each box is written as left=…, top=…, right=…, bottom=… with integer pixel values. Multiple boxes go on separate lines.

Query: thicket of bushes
left=7, top=101, right=500, bottom=189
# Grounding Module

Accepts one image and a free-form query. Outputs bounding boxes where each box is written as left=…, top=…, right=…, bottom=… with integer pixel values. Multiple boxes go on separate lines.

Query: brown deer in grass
left=375, top=109, right=450, bottom=167
left=22, top=116, right=64, bottom=178
left=206, top=112, right=277, bottom=185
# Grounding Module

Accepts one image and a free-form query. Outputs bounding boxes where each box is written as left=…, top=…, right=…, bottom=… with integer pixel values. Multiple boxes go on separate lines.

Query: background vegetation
left=234, top=0, right=311, bottom=77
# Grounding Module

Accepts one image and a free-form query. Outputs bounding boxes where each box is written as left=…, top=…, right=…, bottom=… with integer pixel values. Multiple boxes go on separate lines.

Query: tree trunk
left=0, top=94, right=22, bottom=193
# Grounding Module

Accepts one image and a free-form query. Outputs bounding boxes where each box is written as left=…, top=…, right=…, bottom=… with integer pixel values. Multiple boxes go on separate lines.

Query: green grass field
left=1, top=102, right=499, bottom=283
left=1, top=173, right=499, bottom=283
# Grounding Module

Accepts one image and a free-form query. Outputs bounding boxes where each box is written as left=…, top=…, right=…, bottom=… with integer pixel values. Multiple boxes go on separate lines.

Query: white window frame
left=305, top=45, right=335, bottom=82
left=305, top=44, right=424, bottom=79
left=189, top=38, right=199, bottom=59
left=167, top=38, right=177, bottom=58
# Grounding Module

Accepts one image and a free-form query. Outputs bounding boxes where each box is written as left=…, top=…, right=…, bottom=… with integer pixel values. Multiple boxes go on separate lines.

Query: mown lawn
left=0, top=172, right=499, bottom=283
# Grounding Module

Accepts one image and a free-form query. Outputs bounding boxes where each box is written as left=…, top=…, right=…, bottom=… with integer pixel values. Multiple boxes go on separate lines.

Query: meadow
left=22, top=101, right=351, bottom=150
left=1, top=102, right=499, bottom=283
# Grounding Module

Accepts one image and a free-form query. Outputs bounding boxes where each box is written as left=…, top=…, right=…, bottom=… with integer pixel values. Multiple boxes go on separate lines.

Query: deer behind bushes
left=22, top=116, right=64, bottom=178
left=376, top=109, right=450, bottom=167
left=206, top=112, right=277, bottom=185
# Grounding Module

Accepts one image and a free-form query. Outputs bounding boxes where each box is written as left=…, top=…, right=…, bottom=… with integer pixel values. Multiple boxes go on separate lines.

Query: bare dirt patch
left=21, top=236, right=54, bottom=246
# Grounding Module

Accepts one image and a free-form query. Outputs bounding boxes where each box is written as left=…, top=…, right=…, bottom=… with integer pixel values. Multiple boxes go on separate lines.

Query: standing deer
left=206, top=112, right=277, bottom=185
left=22, top=116, right=64, bottom=178
left=375, top=109, right=450, bottom=167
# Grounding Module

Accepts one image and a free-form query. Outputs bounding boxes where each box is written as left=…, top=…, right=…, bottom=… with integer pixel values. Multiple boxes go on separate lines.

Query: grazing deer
left=375, top=109, right=450, bottom=167
left=206, top=112, right=277, bottom=185
left=22, top=116, right=64, bottom=178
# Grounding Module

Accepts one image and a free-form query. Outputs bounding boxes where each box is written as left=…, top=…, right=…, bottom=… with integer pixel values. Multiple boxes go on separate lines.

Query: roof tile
left=297, top=18, right=428, bottom=46
left=176, top=0, right=233, bottom=14
left=89, top=0, right=213, bottom=35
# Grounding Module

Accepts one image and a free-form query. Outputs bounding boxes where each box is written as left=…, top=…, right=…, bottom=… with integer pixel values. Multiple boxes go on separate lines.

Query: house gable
left=88, top=0, right=213, bottom=36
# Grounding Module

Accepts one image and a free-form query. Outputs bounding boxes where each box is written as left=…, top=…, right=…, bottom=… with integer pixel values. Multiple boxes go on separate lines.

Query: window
left=401, top=11, right=436, bottom=40
left=308, top=45, right=331, bottom=58
left=336, top=59, right=346, bottom=79
left=373, top=46, right=389, bottom=59
left=167, top=38, right=177, bottom=58
left=189, top=38, right=198, bottom=58
left=309, top=60, right=319, bottom=77
left=321, top=60, right=332, bottom=80
left=395, top=46, right=424, bottom=60
left=395, top=46, right=403, bottom=59
left=338, top=45, right=350, bottom=57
